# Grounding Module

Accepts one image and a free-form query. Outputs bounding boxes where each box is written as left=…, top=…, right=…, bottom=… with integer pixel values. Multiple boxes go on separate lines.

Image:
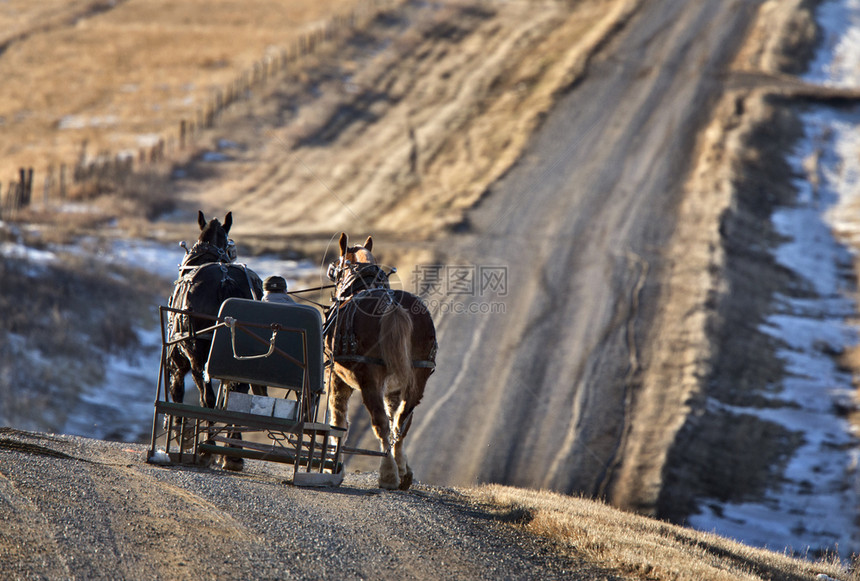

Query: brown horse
left=325, top=233, right=437, bottom=490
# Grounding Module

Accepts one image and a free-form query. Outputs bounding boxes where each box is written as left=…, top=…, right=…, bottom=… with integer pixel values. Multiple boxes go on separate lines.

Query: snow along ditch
left=687, top=0, right=860, bottom=560
left=0, top=234, right=321, bottom=443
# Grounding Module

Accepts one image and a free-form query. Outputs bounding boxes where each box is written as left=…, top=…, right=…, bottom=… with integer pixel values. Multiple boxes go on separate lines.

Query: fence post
left=44, top=166, right=54, bottom=204
left=19, top=168, right=27, bottom=207
left=19, top=168, right=33, bottom=208
left=59, top=164, right=67, bottom=200
left=13, top=180, right=22, bottom=212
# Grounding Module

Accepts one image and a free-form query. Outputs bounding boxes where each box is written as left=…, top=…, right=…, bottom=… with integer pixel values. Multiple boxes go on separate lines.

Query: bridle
left=327, top=255, right=396, bottom=299
left=179, top=238, right=237, bottom=271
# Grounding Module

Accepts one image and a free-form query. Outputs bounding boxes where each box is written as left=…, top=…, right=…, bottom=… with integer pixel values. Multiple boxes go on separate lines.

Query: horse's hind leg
left=359, top=376, right=399, bottom=490
left=166, top=350, right=196, bottom=449
left=328, top=373, right=352, bottom=432
left=384, top=386, right=412, bottom=488
left=167, top=348, right=189, bottom=404
left=386, top=369, right=429, bottom=490
left=215, top=382, right=245, bottom=472
left=183, top=360, right=222, bottom=468
left=190, top=368, right=217, bottom=409
left=392, top=432, right=411, bottom=490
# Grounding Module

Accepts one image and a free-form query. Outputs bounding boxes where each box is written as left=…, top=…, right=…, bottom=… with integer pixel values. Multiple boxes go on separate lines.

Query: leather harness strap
left=331, top=354, right=436, bottom=369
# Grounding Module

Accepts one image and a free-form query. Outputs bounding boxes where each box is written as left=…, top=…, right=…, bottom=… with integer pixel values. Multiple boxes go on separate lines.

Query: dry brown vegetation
left=0, top=244, right=163, bottom=433
left=1, top=0, right=641, bottom=244
left=0, top=0, right=370, bottom=191
left=472, top=485, right=854, bottom=581
left=171, top=0, right=642, bottom=242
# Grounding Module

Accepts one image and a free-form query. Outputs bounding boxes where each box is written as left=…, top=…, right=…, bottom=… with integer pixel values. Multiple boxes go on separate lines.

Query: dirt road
left=0, top=429, right=594, bottom=580
left=400, top=0, right=761, bottom=509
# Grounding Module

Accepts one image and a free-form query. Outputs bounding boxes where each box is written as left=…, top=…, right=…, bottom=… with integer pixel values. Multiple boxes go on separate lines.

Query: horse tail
left=380, top=300, right=415, bottom=397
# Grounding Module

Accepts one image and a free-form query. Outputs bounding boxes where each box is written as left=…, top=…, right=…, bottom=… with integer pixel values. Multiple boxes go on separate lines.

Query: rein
left=287, top=283, right=336, bottom=294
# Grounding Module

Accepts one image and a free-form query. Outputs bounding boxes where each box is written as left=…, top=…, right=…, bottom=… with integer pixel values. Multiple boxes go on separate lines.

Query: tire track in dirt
left=0, top=433, right=264, bottom=579
left=0, top=470, right=72, bottom=579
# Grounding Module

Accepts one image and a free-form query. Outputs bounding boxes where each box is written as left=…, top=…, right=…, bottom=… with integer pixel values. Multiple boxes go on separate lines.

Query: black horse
left=166, top=211, right=264, bottom=469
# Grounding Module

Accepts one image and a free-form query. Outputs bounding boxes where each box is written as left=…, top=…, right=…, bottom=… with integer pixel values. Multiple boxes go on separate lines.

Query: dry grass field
left=0, top=0, right=371, bottom=194
left=473, top=485, right=854, bottom=580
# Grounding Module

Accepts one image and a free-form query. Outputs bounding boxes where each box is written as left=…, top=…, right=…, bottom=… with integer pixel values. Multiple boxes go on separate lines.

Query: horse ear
left=198, top=210, right=206, bottom=230
left=363, top=236, right=373, bottom=252
left=223, top=212, right=232, bottom=234
left=339, top=233, right=348, bottom=256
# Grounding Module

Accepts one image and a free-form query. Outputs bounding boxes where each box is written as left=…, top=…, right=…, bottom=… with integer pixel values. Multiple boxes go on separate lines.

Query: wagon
left=147, top=297, right=347, bottom=486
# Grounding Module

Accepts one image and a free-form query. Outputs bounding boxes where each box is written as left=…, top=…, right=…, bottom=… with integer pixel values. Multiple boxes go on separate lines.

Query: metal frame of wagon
left=147, top=301, right=348, bottom=486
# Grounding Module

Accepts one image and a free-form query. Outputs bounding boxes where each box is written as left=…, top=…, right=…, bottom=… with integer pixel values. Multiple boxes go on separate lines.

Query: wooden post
left=19, top=168, right=32, bottom=208
left=19, top=168, right=27, bottom=206
left=180, top=119, right=186, bottom=149
left=59, top=164, right=67, bottom=200
left=44, top=166, right=54, bottom=204
left=114, top=154, right=124, bottom=182
left=13, top=180, right=22, bottom=212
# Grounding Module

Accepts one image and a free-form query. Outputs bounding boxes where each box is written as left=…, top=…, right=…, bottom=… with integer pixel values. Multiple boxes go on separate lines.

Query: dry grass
left=0, top=0, right=370, bottom=188
left=0, top=247, right=166, bottom=433
left=2, top=0, right=633, bottom=242
left=157, top=0, right=642, bottom=243
left=471, top=485, right=853, bottom=581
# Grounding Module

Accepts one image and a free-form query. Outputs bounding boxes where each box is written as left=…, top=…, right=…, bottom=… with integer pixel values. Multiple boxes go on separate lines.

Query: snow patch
left=687, top=3, right=860, bottom=557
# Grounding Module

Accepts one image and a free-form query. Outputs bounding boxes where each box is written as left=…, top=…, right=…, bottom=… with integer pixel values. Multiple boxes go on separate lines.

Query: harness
left=178, top=240, right=235, bottom=271
left=324, top=260, right=436, bottom=371
left=167, top=241, right=260, bottom=342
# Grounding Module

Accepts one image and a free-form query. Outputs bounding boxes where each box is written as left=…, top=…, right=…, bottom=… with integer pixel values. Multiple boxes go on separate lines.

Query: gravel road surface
left=0, top=428, right=614, bottom=580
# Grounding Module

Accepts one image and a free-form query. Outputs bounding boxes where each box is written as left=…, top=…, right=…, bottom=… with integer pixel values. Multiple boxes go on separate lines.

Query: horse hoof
left=378, top=478, right=399, bottom=490
left=398, top=472, right=413, bottom=490
left=219, top=456, right=244, bottom=472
